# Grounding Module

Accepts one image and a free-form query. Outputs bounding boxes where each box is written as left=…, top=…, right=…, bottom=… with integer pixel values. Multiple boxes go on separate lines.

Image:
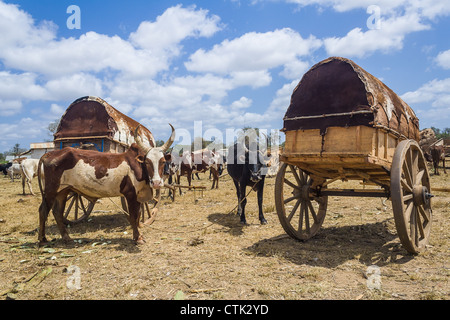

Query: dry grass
left=0, top=164, right=448, bottom=300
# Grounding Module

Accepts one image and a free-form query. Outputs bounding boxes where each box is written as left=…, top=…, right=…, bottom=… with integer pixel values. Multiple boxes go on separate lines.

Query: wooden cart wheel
left=63, top=191, right=96, bottom=225
left=391, top=140, right=432, bottom=254
left=120, top=189, right=161, bottom=226
left=275, top=163, right=328, bottom=240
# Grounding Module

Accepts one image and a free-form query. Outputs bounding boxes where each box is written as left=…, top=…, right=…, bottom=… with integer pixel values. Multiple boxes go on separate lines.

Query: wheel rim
left=63, top=191, right=95, bottom=225
left=391, top=140, right=432, bottom=254
left=275, top=163, right=328, bottom=240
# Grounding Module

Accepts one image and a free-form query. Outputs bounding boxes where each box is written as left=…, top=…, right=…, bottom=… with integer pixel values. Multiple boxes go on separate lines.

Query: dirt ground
left=0, top=162, right=448, bottom=301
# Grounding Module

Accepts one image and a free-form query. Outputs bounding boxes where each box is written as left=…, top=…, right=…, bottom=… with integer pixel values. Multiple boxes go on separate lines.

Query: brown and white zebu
left=37, top=124, right=175, bottom=245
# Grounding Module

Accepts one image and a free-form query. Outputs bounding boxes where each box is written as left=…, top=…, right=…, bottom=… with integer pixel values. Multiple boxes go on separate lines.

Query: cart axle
left=317, top=189, right=390, bottom=198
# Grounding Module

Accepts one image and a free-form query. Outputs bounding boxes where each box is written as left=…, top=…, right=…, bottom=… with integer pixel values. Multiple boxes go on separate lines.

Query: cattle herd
left=0, top=126, right=447, bottom=246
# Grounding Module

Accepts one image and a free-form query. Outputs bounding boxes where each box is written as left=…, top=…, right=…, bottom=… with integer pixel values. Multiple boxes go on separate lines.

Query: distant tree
left=47, top=119, right=60, bottom=139
left=9, top=143, right=27, bottom=157
left=431, top=127, right=450, bottom=139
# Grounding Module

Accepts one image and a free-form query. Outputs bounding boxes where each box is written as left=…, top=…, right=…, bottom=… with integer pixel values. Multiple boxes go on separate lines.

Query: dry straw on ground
left=0, top=166, right=448, bottom=300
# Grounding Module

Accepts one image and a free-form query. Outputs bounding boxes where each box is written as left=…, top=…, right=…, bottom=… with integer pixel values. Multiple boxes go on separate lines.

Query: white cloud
left=0, top=99, right=22, bottom=116
left=231, top=97, right=253, bottom=110
left=185, top=28, right=321, bottom=77
left=401, top=78, right=450, bottom=128
left=0, top=1, right=56, bottom=49
left=0, top=3, right=222, bottom=78
left=284, top=0, right=450, bottom=18
left=129, top=4, right=221, bottom=52
left=44, top=73, right=104, bottom=100
left=0, top=117, right=49, bottom=144
left=402, top=78, right=450, bottom=104
left=0, top=71, right=46, bottom=101
left=279, top=0, right=450, bottom=58
left=436, top=49, right=450, bottom=69
left=324, top=12, right=429, bottom=58
left=279, top=59, right=310, bottom=79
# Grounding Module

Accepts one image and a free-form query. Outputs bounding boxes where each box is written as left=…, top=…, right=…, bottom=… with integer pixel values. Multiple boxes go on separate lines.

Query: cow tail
left=37, top=157, right=48, bottom=213
left=37, top=157, right=44, bottom=197
left=37, top=155, right=50, bottom=223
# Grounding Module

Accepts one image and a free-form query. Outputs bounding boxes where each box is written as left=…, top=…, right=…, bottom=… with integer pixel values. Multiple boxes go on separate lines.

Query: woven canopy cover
left=283, top=57, right=419, bottom=141
left=54, top=96, right=154, bottom=147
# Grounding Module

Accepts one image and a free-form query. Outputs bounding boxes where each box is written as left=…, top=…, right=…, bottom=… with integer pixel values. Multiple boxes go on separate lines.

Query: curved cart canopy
left=54, top=96, right=154, bottom=150
left=283, top=57, right=419, bottom=141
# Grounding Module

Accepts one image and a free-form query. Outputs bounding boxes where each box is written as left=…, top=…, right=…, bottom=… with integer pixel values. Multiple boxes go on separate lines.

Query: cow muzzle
left=250, top=173, right=262, bottom=183
left=150, top=179, right=163, bottom=189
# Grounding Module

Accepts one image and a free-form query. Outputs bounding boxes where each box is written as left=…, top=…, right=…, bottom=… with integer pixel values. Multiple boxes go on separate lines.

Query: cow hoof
left=38, top=238, right=49, bottom=247
left=260, top=219, right=268, bottom=225
left=135, top=237, right=146, bottom=245
left=62, top=236, right=73, bottom=243
left=240, top=220, right=248, bottom=226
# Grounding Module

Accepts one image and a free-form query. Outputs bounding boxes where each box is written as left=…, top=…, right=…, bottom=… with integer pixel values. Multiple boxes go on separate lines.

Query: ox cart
left=275, top=57, right=432, bottom=254
left=53, top=96, right=160, bottom=226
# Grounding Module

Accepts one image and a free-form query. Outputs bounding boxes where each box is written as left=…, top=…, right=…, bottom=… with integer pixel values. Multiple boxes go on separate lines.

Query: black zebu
left=227, top=139, right=270, bottom=225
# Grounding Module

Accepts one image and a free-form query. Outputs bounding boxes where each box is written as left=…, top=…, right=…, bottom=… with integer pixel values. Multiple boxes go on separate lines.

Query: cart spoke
left=284, top=178, right=300, bottom=190
left=79, top=196, right=87, bottom=215
left=304, top=201, right=310, bottom=234
left=402, top=193, right=413, bottom=203
left=410, top=207, right=418, bottom=246
left=306, top=175, right=312, bottom=186
left=307, top=200, right=319, bottom=224
left=403, top=161, right=413, bottom=189
left=404, top=200, right=414, bottom=221
left=284, top=195, right=298, bottom=204
left=298, top=200, right=304, bottom=232
left=74, top=196, right=79, bottom=220
left=64, top=195, right=76, bottom=218
left=299, top=169, right=307, bottom=185
left=411, top=150, right=419, bottom=184
left=418, top=205, right=430, bottom=224
left=289, top=165, right=302, bottom=186
left=401, top=178, right=413, bottom=193
left=287, top=199, right=301, bottom=222
left=415, top=169, right=425, bottom=185
left=416, top=208, right=425, bottom=240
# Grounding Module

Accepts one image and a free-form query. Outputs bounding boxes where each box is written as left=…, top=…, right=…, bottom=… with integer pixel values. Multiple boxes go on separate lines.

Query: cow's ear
left=135, top=155, right=145, bottom=163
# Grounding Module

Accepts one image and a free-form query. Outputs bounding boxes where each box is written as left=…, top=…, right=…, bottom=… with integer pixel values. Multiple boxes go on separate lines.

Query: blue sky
left=1, top=0, right=449, bottom=152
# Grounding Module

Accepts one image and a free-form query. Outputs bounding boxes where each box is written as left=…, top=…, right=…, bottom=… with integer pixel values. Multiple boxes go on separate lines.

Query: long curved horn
left=160, top=123, right=176, bottom=152
left=134, top=125, right=151, bottom=154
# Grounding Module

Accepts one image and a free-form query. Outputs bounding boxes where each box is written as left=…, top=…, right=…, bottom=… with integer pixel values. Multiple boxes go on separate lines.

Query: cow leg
left=257, top=184, right=267, bottom=225
left=177, top=174, right=182, bottom=195
left=127, top=199, right=145, bottom=245
left=22, top=175, right=26, bottom=195
left=239, top=183, right=248, bottom=225
left=38, top=196, right=53, bottom=245
left=52, top=191, right=72, bottom=243
left=210, top=168, right=218, bottom=189
left=232, top=180, right=241, bottom=216
left=187, top=172, right=192, bottom=192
